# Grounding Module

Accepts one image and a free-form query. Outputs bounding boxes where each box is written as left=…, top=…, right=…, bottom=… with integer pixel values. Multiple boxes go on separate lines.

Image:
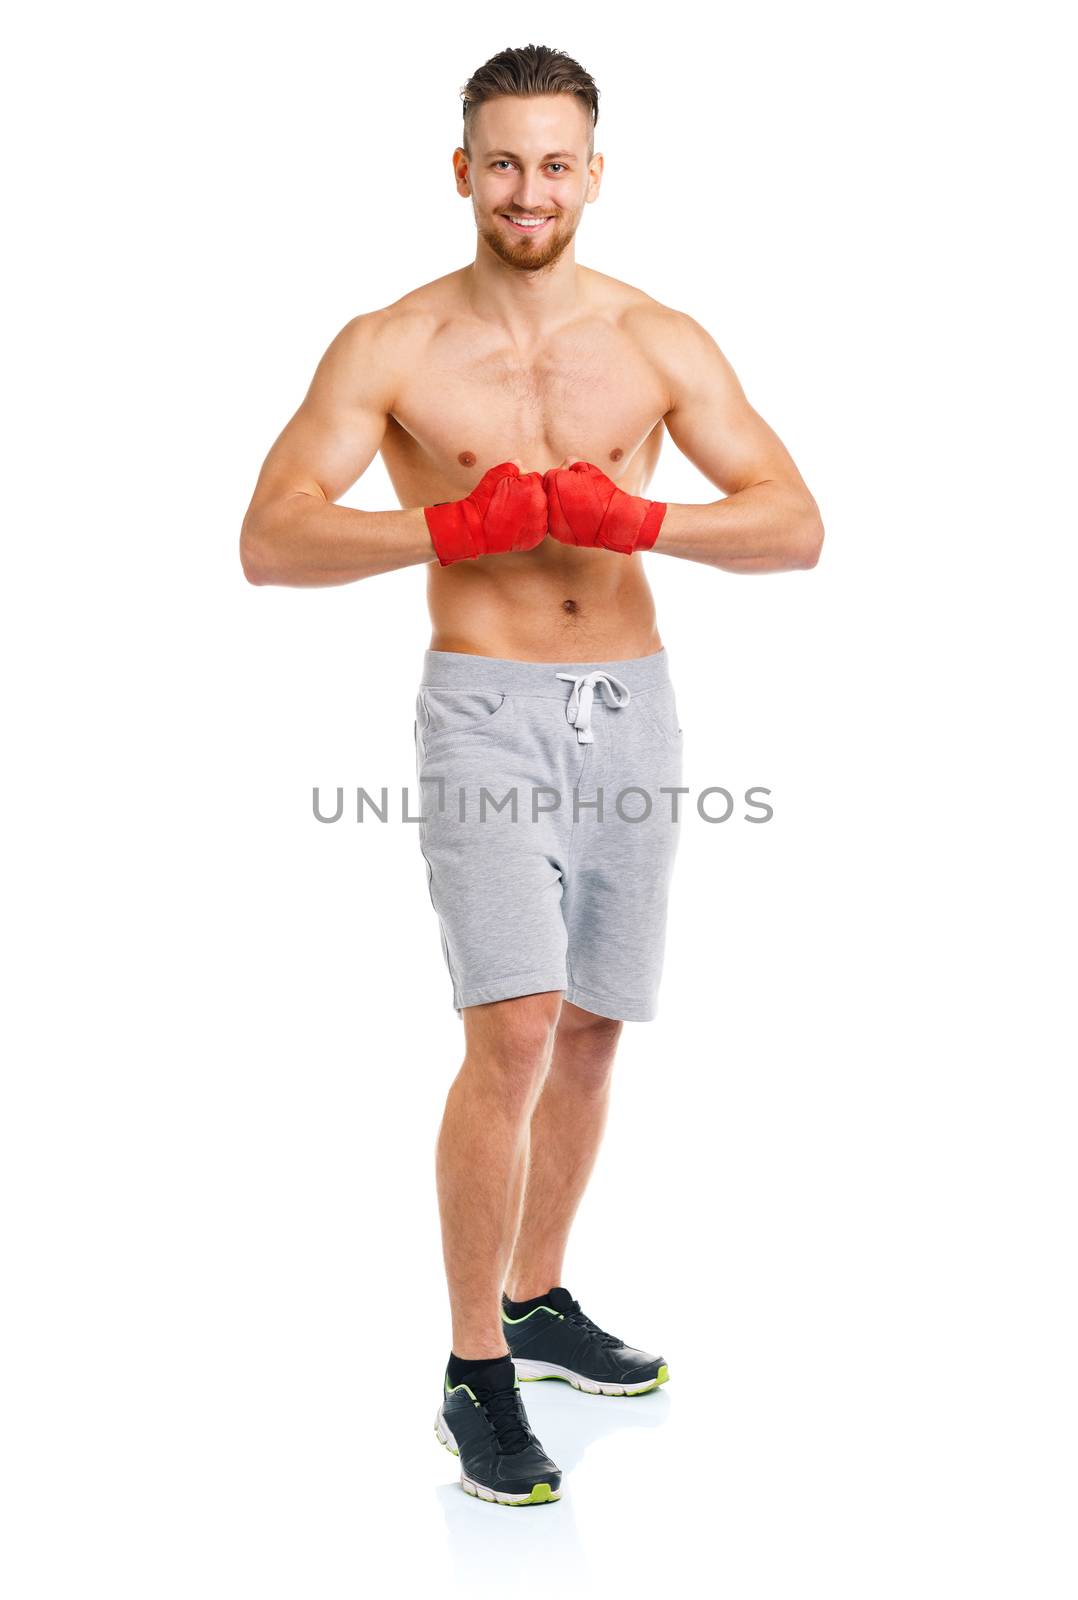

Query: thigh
left=562, top=684, right=685, bottom=1021
left=416, top=702, right=572, bottom=1004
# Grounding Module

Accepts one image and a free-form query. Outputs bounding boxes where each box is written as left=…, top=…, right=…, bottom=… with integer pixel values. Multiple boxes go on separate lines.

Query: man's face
left=456, top=95, right=600, bottom=273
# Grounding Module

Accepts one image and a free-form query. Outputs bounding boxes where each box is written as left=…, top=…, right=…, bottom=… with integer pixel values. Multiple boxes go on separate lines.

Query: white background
left=3, top=1, right=1075, bottom=1594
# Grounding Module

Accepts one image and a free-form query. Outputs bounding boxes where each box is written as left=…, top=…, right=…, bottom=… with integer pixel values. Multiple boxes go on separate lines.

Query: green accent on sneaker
left=516, top=1363, right=670, bottom=1395
left=460, top=1480, right=560, bottom=1507
left=444, top=1377, right=480, bottom=1401
left=500, top=1304, right=563, bottom=1325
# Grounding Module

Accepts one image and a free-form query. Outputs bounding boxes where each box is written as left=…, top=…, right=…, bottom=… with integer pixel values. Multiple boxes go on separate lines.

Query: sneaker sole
left=513, top=1359, right=670, bottom=1396
left=433, top=1406, right=561, bottom=1506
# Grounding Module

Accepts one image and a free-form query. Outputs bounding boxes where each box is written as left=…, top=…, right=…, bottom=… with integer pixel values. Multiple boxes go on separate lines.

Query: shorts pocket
left=417, top=688, right=514, bottom=749
left=634, top=683, right=684, bottom=745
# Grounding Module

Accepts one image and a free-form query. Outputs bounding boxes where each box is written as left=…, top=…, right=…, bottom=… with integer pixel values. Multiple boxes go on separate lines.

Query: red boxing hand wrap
left=542, top=461, right=666, bottom=554
left=424, top=461, right=548, bottom=566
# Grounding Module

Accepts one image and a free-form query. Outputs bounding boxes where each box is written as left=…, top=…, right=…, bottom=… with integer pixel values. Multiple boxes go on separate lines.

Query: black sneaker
left=434, top=1354, right=562, bottom=1506
left=501, top=1287, right=669, bottom=1396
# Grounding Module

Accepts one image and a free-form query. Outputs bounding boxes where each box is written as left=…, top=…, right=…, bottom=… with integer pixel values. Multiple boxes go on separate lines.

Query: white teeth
left=505, top=216, right=550, bottom=227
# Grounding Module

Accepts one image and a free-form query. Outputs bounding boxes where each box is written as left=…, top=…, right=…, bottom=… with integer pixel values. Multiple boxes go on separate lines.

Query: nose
left=512, top=174, right=547, bottom=212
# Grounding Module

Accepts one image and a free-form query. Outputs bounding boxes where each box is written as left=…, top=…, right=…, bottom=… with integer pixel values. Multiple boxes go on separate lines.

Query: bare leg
left=504, top=1004, right=624, bottom=1302
left=436, top=991, right=562, bottom=1359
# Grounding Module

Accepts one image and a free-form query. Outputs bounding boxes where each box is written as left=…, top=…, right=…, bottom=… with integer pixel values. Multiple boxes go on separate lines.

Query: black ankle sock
left=447, top=1350, right=513, bottom=1389
left=502, top=1287, right=558, bottom=1318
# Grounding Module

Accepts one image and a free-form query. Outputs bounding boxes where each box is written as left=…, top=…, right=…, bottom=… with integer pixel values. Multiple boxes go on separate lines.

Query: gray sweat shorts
left=413, top=647, right=685, bottom=1022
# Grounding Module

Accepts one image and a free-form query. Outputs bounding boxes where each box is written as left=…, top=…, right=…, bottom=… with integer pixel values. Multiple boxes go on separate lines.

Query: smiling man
left=240, top=43, right=823, bottom=1506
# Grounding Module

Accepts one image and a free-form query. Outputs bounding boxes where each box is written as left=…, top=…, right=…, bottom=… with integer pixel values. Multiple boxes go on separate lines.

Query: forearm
left=240, top=491, right=434, bottom=587
left=652, top=481, right=824, bottom=572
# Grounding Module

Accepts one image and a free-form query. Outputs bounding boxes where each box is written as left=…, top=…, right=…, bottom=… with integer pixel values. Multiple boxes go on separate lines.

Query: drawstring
left=555, top=670, right=632, bottom=743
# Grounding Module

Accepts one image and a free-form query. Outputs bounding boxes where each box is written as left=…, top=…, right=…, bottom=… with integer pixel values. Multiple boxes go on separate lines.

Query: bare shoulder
left=581, top=267, right=698, bottom=338
left=582, top=270, right=733, bottom=406
left=626, top=300, right=736, bottom=410
left=319, top=272, right=463, bottom=406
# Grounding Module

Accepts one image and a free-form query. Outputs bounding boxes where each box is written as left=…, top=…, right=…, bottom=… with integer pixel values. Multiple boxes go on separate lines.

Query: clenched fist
left=543, top=459, right=666, bottom=555
left=424, top=461, right=548, bottom=566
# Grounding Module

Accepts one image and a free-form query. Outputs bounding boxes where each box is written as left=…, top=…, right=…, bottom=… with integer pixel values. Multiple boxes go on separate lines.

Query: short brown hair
left=460, top=44, right=599, bottom=161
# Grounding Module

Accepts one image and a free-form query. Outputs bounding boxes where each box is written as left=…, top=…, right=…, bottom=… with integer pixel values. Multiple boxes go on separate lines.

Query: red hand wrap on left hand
left=424, top=461, right=548, bottom=566
left=542, top=461, right=666, bottom=554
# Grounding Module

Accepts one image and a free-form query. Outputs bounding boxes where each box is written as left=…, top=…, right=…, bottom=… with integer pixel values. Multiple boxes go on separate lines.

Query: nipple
left=609, top=447, right=624, bottom=462
left=457, top=450, right=477, bottom=467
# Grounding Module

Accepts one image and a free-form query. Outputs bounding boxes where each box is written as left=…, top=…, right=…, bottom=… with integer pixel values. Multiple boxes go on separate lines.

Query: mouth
left=501, top=214, right=554, bottom=235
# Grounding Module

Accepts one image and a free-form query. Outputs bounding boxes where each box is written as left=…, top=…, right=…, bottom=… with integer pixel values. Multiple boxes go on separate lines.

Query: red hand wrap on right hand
left=424, top=462, right=548, bottom=567
left=542, top=461, right=666, bottom=555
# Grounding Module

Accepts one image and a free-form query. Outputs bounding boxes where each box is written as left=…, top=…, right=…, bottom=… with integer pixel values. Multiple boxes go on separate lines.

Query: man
left=240, top=44, right=823, bottom=1507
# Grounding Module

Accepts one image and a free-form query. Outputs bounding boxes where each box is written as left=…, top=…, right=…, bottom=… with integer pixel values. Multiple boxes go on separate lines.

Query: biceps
left=249, top=393, right=388, bottom=513
left=666, top=377, right=801, bottom=495
left=244, top=316, right=392, bottom=518
left=661, top=325, right=802, bottom=495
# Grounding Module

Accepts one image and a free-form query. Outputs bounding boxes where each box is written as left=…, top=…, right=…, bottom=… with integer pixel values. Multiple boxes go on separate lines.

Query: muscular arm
left=239, top=313, right=433, bottom=586
left=651, top=312, right=824, bottom=572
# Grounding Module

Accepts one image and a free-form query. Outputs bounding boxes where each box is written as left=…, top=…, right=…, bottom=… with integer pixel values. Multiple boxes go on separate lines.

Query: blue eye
left=492, top=161, right=568, bottom=173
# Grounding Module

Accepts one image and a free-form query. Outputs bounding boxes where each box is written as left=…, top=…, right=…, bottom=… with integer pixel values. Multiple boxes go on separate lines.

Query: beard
left=475, top=208, right=579, bottom=273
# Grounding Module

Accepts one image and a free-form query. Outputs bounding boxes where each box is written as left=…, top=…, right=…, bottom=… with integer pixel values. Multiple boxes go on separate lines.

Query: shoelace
left=474, top=1383, right=535, bottom=1455
left=563, top=1297, right=624, bottom=1349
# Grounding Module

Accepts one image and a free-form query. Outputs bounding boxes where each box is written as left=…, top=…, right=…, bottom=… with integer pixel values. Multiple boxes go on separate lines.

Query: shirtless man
left=240, top=44, right=823, bottom=1507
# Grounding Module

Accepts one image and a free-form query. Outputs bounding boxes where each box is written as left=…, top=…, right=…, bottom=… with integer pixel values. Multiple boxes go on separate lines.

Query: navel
left=562, top=598, right=578, bottom=614
left=457, top=450, right=477, bottom=467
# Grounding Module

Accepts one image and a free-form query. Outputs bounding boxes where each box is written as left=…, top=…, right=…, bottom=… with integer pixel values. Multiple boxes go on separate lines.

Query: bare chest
left=384, top=320, right=669, bottom=496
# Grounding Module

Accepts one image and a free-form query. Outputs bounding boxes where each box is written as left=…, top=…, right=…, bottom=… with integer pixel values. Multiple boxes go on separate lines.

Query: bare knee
left=462, top=991, right=562, bottom=1105
left=552, top=1007, right=623, bottom=1091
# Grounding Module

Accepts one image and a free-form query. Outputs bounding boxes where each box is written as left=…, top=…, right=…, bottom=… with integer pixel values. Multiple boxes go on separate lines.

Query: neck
left=466, top=238, right=584, bottom=341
